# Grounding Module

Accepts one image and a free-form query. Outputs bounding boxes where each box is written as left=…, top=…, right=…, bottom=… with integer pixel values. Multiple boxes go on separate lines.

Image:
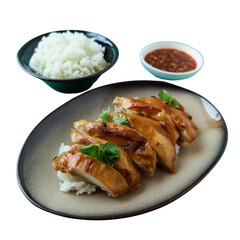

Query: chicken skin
left=70, top=129, right=141, bottom=190
left=113, top=96, right=197, bottom=147
left=138, top=96, right=198, bottom=147
left=110, top=113, right=176, bottom=172
left=74, top=120, right=157, bottom=175
left=52, top=144, right=129, bottom=197
left=113, top=96, right=180, bottom=145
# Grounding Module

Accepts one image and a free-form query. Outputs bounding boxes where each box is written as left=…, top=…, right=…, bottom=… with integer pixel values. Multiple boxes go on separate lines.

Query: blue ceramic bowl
left=140, top=41, right=204, bottom=80
left=17, top=30, right=119, bottom=93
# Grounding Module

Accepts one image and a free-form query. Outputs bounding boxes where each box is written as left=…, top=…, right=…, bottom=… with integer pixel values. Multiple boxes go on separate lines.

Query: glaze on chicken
left=113, top=96, right=197, bottom=147
left=52, top=144, right=129, bottom=197
left=70, top=129, right=141, bottom=190
left=52, top=91, right=198, bottom=197
left=110, top=112, right=176, bottom=172
left=74, top=120, right=157, bottom=175
left=113, top=97, right=180, bottom=145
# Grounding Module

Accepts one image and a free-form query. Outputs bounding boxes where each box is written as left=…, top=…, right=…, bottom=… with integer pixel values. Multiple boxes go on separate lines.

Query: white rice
left=29, top=31, right=107, bottom=79
left=175, top=144, right=180, bottom=155
left=57, top=143, right=97, bottom=195
left=58, top=143, right=71, bottom=155
left=56, top=143, right=180, bottom=195
left=57, top=171, right=97, bottom=195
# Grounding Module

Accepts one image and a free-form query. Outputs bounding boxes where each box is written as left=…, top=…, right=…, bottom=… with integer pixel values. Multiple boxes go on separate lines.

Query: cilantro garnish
left=97, top=107, right=129, bottom=126
left=80, top=144, right=98, bottom=159
left=81, top=142, right=120, bottom=166
left=98, top=106, right=111, bottom=122
left=111, top=114, right=128, bottom=126
left=158, top=90, right=179, bottom=109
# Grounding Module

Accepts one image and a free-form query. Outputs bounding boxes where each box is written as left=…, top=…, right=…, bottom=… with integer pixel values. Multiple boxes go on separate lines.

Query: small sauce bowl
left=140, top=41, right=204, bottom=80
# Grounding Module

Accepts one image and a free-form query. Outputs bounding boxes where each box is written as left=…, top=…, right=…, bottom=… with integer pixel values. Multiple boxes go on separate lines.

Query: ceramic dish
left=17, top=80, right=227, bottom=220
left=140, top=41, right=204, bottom=80
left=17, top=30, right=119, bottom=93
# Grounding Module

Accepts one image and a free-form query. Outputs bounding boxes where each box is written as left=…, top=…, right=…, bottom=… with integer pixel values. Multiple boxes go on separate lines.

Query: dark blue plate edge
left=16, top=80, right=228, bottom=220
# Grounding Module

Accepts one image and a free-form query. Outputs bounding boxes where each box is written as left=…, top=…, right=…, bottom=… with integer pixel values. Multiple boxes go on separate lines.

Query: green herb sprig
left=158, top=90, right=179, bottom=109
left=97, top=107, right=128, bottom=126
left=81, top=142, right=120, bottom=166
left=98, top=106, right=111, bottom=122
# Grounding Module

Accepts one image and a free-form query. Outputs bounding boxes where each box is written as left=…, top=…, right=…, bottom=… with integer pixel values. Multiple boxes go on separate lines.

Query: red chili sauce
left=144, top=48, right=197, bottom=72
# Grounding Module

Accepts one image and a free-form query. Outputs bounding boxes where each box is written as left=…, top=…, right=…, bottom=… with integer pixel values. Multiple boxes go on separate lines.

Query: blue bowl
left=140, top=41, right=204, bottom=80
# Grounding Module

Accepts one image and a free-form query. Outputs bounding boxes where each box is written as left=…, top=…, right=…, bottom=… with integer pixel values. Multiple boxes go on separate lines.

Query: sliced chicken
left=113, top=96, right=180, bottom=145
left=70, top=129, right=141, bottom=190
left=74, top=120, right=157, bottom=176
left=138, top=96, right=198, bottom=147
left=71, top=128, right=107, bottom=146
left=110, top=113, right=176, bottom=172
left=52, top=144, right=129, bottom=197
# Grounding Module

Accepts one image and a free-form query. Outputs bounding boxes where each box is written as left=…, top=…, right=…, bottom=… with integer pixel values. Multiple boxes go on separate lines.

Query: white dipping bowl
left=140, top=41, right=204, bottom=80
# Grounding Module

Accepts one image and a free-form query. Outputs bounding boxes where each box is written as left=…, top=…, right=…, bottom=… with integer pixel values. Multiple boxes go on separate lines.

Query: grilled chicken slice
left=70, top=129, right=141, bottom=190
left=113, top=96, right=180, bottom=145
left=74, top=120, right=157, bottom=175
left=71, top=128, right=107, bottom=146
left=52, top=144, right=129, bottom=197
left=110, top=113, right=176, bottom=172
left=138, top=96, right=198, bottom=147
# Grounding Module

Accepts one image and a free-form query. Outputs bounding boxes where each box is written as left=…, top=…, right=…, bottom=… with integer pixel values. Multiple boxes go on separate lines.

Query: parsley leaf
left=111, top=114, right=128, bottom=126
left=171, top=98, right=179, bottom=109
left=158, top=90, right=179, bottom=109
left=98, top=106, right=111, bottom=122
left=158, top=89, right=172, bottom=102
left=81, top=142, right=120, bottom=166
left=97, top=142, right=120, bottom=166
left=98, top=107, right=129, bottom=126
left=81, top=144, right=98, bottom=159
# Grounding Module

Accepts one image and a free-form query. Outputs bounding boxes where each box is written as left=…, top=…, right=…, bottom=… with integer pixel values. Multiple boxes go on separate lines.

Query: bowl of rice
left=17, top=30, right=119, bottom=93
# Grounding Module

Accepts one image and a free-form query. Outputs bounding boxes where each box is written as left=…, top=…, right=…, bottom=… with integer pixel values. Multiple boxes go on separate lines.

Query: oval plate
left=17, top=80, right=228, bottom=220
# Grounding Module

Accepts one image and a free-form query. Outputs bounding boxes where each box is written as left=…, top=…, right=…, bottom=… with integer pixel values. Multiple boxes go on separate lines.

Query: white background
left=1, top=0, right=239, bottom=239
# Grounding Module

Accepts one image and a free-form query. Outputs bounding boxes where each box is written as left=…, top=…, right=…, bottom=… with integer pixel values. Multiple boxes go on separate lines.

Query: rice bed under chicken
left=56, top=143, right=180, bottom=196
left=57, top=143, right=97, bottom=195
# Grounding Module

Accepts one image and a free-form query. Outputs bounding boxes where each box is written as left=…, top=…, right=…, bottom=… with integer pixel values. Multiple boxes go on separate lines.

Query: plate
left=17, top=80, right=228, bottom=220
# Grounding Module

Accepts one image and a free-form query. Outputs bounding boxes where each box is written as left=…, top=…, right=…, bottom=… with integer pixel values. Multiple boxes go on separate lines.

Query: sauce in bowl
left=144, top=48, right=197, bottom=73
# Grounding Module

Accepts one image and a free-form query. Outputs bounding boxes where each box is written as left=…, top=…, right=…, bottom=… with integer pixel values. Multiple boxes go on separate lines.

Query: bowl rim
left=17, top=30, right=119, bottom=82
left=140, top=41, right=204, bottom=76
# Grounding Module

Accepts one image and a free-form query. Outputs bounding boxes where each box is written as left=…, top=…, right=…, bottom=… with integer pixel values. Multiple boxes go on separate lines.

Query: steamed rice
left=29, top=31, right=107, bottom=79
left=56, top=143, right=180, bottom=195
left=57, top=143, right=97, bottom=195
left=57, top=171, right=97, bottom=195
